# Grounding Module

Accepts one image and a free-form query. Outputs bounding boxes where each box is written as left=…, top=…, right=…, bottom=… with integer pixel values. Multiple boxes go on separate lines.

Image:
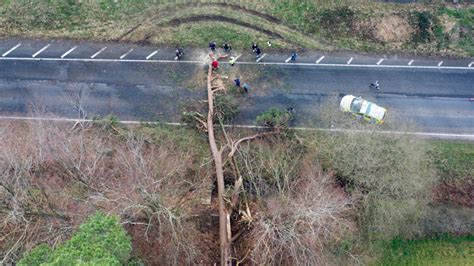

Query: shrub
left=248, top=174, right=350, bottom=265
left=411, top=11, right=438, bottom=43
left=17, top=244, right=52, bottom=266
left=319, top=131, right=435, bottom=241
left=237, top=138, right=351, bottom=265
left=213, top=94, right=240, bottom=123
left=256, top=107, right=292, bottom=128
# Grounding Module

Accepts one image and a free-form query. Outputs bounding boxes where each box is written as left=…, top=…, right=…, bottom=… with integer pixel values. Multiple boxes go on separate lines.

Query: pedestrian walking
left=234, top=78, right=241, bottom=87
left=229, top=56, right=236, bottom=66
left=370, top=80, right=380, bottom=90
left=242, top=83, right=249, bottom=93
left=290, top=51, right=297, bottom=62
left=212, top=60, right=219, bottom=70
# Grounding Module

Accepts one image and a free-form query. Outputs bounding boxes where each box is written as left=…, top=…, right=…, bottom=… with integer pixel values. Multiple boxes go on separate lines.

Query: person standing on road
left=234, top=78, right=241, bottom=87
left=229, top=56, right=236, bottom=66
left=223, top=42, right=231, bottom=53
left=255, top=47, right=262, bottom=58
left=290, top=51, right=297, bottom=62
left=212, top=60, right=219, bottom=70
left=209, top=41, right=217, bottom=51
left=175, top=47, right=184, bottom=60
left=252, top=43, right=259, bottom=53
left=242, top=83, right=249, bottom=93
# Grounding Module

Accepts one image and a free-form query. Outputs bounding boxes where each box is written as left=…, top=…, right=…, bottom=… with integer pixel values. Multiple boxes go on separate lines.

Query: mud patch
left=117, top=3, right=281, bottom=41
left=166, top=15, right=283, bottom=39
left=375, top=15, right=412, bottom=43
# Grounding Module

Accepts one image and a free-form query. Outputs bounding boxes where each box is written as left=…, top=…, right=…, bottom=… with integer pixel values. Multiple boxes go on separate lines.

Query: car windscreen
left=350, top=98, right=363, bottom=113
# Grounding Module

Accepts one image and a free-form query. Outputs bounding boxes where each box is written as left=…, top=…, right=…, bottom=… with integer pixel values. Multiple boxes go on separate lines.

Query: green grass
left=438, top=7, right=474, bottom=56
left=171, top=23, right=281, bottom=50
left=378, top=235, right=474, bottom=266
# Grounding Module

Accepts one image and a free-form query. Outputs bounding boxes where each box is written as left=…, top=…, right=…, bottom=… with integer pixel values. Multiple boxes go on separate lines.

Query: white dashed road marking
left=377, top=58, right=384, bottom=65
left=233, top=54, right=242, bottom=62
left=32, top=44, right=51, bottom=58
left=91, top=47, right=107, bottom=59
left=347, top=57, right=353, bottom=64
left=2, top=43, right=21, bottom=57
left=469, top=62, right=473, bottom=68
left=408, top=60, right=414, bottom=66
left=285, top=56, right=292, bottom=63
left=146, top=50, right=158, bottom=60
left=438, top=61, right=443, bottom=67
left=316, top=56, right=325, bottom=64
left=120, top=48, right=134, bottom=59
left=0, top=115, right=473, bottom=141
left=61, top=46, right=78, bottom=58
left=0, top=57, right=473, bottom=70
left=256, top=53, right=267, bottom=62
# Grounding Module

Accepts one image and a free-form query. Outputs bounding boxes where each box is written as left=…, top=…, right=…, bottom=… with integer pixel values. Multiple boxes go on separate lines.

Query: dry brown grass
left=375, top=15, right=413, bottom=44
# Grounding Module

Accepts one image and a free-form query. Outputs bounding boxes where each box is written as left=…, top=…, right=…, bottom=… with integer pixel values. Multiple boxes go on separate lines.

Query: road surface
left=0, top=39, right=473, bottom=139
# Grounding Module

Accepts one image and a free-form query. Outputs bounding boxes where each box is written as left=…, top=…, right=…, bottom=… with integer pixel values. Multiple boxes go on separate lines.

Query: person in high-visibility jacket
left=229, top=56, right=236, bottom=66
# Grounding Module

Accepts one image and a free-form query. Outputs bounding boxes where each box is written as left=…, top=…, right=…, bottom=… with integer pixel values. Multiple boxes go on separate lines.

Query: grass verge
left=0, top=1, right=472, bottom=56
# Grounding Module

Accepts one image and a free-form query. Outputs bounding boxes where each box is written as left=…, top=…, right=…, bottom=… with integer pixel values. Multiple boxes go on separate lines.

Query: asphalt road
left=0, top=39, right=473, bottom=138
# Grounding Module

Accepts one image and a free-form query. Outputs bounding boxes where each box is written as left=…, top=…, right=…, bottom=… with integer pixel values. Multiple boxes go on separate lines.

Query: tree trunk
left=206, top=66, right=231, bottom=265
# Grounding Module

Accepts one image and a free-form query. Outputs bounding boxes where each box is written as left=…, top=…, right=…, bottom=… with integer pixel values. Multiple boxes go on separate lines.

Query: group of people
left=209, top=41, right=232, bottom=53
left=177, top=41, right=381, bottom=94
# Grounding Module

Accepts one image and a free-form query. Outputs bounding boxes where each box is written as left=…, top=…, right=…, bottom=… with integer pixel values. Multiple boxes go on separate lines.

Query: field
left=0, top=0, right=472, bottom=56
left=379, top=235, right=474, bottom=265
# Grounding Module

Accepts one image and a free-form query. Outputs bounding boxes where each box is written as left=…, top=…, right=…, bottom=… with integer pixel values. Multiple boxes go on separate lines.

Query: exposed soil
left=165, top=15, right=283, bottom=39
left=118, top=3, right=281, bottom=41
left=203, top=3, right=280, bottom=24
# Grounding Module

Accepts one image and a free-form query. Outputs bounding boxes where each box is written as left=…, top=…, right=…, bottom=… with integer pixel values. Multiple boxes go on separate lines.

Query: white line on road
left=32, top=44, right=51, bottom=58
left=347, top=57, right=353, bottom=64
left=61, top=46, right=78, bottom=58
left=233, top=54, right=242, bottom=62
left=408, top=60, right=414, bottom=66
left=2, top=43, right=21, bottom=57
left=285, top=56, right=292, bottom=63
left=316, top=56, right=325, bottom=64
left=120, top=48, right=134, bottom=59
left=1, top=57, right=473, bottom=70
left=91, top=47, right=107, bottom=59
left=256, top=53, right=267, bottom=62
left=377, top=58, right=384, bottom=65
left=438, top=61, right=443, bottom=67
left=1, top=115, right=473, bottom=140
left=469, top=62, right=473, bottom=67
left=146, top=50, right=158, bottom=60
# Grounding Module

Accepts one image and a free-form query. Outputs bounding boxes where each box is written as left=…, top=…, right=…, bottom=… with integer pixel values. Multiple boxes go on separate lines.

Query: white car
left=340, top=95, right=387, bottom=124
